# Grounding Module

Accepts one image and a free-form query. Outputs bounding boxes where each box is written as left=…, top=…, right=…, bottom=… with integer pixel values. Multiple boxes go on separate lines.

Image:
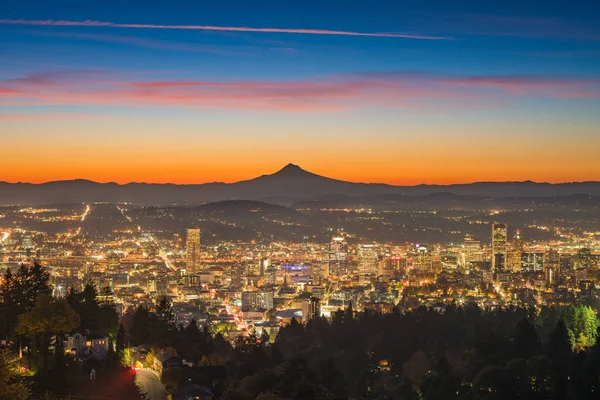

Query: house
left=153, top=353, right=182, bottom=375
left=65, top=333, right=109, bottom=359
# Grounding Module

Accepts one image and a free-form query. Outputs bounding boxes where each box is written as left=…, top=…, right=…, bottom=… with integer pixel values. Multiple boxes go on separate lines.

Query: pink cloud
left=0, top=19, right=450, bottom=40
left=0, top=70, right=598, bottom=113
left=438, top=75, right=600, bottom=96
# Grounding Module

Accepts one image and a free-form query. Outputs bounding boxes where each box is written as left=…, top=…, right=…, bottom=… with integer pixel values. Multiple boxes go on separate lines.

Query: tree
left=573, top=305, right=599, bottom=348
left=16, top=294, right=80, bottom=371
left=156, top=296, right=175, bottom=327
left=0, top=263, right=51, bottom=339
left=116, top=323, right=126, bottom=363
left=0, top=349, right=30, bottom=400
left=255, top=392, right=282, bottom=400
left=212, top=321, right=238, bottom=335
left=161, top=366, right=185, bottom=394
left=16, top=294, right=80, bottom=337
left=66, top=282, right=117, bottom=337
left=514, top=318, right=541, bottom=359
left=546, top=320, right=572, bottom=399
left=130, top=305, right=151, bottom=346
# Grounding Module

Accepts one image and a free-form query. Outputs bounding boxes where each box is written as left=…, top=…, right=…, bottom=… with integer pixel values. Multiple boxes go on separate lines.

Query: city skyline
left=2, top=1, right=600, bottom=184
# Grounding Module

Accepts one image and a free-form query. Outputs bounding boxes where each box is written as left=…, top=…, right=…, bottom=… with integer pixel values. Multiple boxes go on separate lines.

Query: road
left=135, top=369, right=168, bottom=400
left=117, top=205, right=178, bottom=273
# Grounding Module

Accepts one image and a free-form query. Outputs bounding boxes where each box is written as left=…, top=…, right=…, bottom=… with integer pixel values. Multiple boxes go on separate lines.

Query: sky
left=1, top=0, right=600, bottom=185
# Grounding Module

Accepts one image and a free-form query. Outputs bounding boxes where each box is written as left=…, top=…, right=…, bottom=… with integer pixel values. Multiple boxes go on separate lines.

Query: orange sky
left=2, top=101, right=599, bottom=185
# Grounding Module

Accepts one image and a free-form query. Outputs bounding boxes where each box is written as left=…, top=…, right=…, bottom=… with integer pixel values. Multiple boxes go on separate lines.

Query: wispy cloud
left=0, top=19, right=451, bottom=40
left=1, top=70, right=599, bottom=112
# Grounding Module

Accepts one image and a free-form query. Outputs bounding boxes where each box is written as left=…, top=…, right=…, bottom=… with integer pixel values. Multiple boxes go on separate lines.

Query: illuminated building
left=259, top=257, right=270, bottom=276
left=522, top=252, right=544, bottom=272
left=389, top=243, right=408, bottom=275
left=358, top=244, right=378, bottom=276
left=264, top=265, right=277, bottom=286
left=508, top=230, right=524, bottom=272
left=441, top=252, right=459, bottom=270
left=575, top=248, right=593, bottom=269
left=310, top=262, right=329, bottom=281
left=329, top=236, right=348, bottom=276
left=185, top=228, right=201, bottom=274
left=301, top=297, right=321, bottom=321
left=491, top=223, right=508, bottom=275
left=412, top=246, right=433, bottom=272
left=462, top=234, right=482, bottom=271
left=241, top=291, right=274, bottom=312
left=544, top=249, right=560, bottom=285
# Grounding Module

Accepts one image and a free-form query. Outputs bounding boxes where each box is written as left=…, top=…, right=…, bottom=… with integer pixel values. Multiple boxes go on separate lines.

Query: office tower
left=522, top=252, right=544, bottom=272
left=413, top=246, right=433, bottom=272
left=241, top=291, right=274, bottom=312
left=441, top=252, right=459, bottom=270
left=301, top=297, right=321, bottom=321
left=389, top=243, right=408, bottom=275
left=544, top=249, right=560, bottom=285
left=463, top=234, right=482, bottom=271
left=329, top=236, right=349, bottom=276
left=259, top=257, right=270, bottom=276
left=230, top=263, right=244, bottom=288
left=508, top=230, right=524, bottom=272
left=575, top=248, right=592, bottom=269
left=185, top=228, right=201, bottom=274
left=358, top=244, right=378, bottom=275
left=491, top=223, right=508, bottom=274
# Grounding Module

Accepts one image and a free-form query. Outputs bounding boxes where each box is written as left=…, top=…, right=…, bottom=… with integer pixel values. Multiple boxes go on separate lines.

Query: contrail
left=0, top=19, right=451, bottom=40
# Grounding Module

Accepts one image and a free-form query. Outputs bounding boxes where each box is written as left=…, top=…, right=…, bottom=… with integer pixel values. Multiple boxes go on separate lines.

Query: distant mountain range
left=1, top=163, right=600, bottom=205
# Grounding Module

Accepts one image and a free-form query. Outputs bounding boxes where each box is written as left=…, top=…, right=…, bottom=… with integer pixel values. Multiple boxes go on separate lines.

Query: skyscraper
left=358, top=244, right=378, bottom=276
left=185, top=228, right=201, bottom=274
left=508, top=230, right=524, bottom=272
left=329, top=236, right=348, bottom=276
left=491, top=223, right=508, bottom=274
left=463, top=234, right=482, bottom=272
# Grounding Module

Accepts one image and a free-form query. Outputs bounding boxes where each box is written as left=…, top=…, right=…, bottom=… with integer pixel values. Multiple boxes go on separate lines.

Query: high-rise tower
left=185, top=228, right=201, bottom=274
left=358, top=244, right=378, bottom=276
left=491, top=223, right=508, bottom=274
left=329, top=236, right=348, bottom=276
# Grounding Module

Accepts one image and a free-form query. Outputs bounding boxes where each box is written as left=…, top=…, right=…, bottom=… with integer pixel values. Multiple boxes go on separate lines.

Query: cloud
left=0, top=19, right=451, bottom=40
left=1, top=70, right=598, bottom=112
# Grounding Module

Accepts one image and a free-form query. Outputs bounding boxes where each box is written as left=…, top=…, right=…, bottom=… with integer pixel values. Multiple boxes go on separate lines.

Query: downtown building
left=328, top=236, right=349, bottom=277
left=491, top=223, right=508, bottom=276
left=185, top=228, right=202, bottom=274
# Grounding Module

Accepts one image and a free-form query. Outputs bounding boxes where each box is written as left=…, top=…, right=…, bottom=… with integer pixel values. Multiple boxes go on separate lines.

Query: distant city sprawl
left=1, top=193, right=600, bottom=399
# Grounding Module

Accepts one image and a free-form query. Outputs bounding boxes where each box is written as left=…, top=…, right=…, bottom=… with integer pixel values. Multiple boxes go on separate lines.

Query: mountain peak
left=280, top=163, right=302, bottom=171
left=272, top=163, right=310, bottom=177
